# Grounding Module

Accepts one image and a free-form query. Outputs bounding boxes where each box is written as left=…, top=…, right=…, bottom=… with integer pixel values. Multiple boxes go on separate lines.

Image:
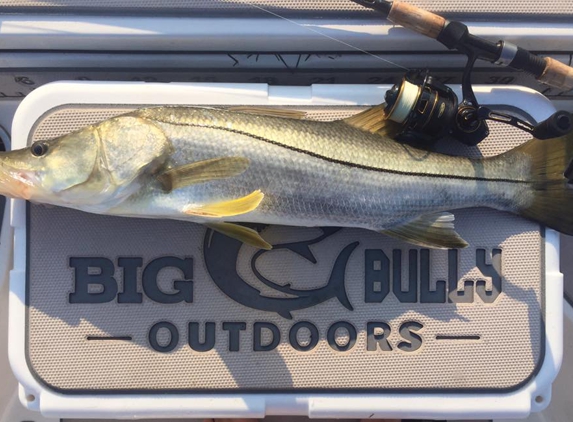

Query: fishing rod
left=351, top=0, right=573, bottom=146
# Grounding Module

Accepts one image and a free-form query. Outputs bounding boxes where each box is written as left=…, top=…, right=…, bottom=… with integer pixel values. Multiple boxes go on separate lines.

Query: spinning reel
left=384, top=69, right=573, bottom=146
left=349, top=0, right=573, bottom=146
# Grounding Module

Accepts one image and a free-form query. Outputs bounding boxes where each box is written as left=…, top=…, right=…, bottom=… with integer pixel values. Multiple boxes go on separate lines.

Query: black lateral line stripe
left=87, top=336, right=133, bottom=341
left=156, top=120, right=530, bottom=184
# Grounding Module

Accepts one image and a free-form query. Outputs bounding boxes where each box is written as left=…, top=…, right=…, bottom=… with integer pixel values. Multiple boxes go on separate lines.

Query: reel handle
left=532, top=110, right=573, bottom=140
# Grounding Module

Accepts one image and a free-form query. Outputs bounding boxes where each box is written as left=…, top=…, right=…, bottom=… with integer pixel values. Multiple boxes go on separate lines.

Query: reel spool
left=384, top=72, right=459, bottom=144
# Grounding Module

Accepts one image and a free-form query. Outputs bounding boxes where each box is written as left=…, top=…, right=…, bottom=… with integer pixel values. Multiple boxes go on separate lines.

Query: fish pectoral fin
left=184, top=190, right=264, bottom=218
left=157, top=157, right=250, bottom=192
left=381, top=212, right=469, bottom=249
left=227, top=106, right=307, bottom=120
left=342, top=104, right=401, bottom=138
left=206, top=222, right=272, bottom=250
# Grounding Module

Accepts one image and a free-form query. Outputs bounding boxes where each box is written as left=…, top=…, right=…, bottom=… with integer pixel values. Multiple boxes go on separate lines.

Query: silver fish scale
left=110, top=107, right=534, bottom=230
left=131, top=107, right=531, bottom=180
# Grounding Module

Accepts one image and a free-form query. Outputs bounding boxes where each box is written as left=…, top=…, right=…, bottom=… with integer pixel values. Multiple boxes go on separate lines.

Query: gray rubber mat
left=25, top=106, right=544, bottom=393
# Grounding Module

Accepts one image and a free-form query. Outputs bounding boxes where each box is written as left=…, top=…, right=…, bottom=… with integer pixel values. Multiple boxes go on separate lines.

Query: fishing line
left=238, top=1, right=410, bottom=71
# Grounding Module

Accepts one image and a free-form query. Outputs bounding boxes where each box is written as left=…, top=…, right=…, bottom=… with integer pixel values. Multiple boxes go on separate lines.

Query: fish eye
left=31, top=142, right=48, bottom=157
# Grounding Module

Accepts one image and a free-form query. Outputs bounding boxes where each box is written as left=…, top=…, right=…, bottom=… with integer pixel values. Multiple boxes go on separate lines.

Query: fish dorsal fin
left=184, top=190, right=264, bottom=218
left=343, top=104, right=401, bottom=137
left=228, top=106, right=307, bottom=120
left=207, top=222, right=272, bottom=250
left=381, top=212, right=469, bottom=249
left=157, top=157, right=250, bottom=192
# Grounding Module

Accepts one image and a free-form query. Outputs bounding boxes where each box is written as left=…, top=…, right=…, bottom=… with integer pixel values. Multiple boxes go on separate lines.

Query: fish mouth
left=0, top=162, right=36, bottom=200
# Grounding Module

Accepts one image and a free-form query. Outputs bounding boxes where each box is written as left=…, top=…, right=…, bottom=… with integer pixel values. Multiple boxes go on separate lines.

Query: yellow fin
left=207, top=222, right=272, bottom=250
left=512, top=132, right=573, bottom=235
left=157, top=157, right=250, bottom=192
left=184, top=190, right=264, bottom=218
left=381, top=212, right=469, bottom=249
left=228, top=106, right=307, bottom=120
left=343, top=104, right=401, bottom=137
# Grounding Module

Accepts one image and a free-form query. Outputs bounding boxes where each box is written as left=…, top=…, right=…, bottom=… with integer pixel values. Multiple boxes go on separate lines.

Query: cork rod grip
left=538, top=57, right=573, bottom=91
left=387, top=1, right=446, bottom=39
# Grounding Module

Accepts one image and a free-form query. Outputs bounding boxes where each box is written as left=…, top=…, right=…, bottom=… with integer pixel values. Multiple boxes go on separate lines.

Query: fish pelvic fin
left=511, top=132, right=573, bottom=235
left=157, top=156, right=250, bottom=192
left=381, top=212, right=469, bottom=249
left=206, top=222, right=272, bottom=250
left=342, top=104, right=401, bottom=138
left=184, top=190, right=264, bottom=218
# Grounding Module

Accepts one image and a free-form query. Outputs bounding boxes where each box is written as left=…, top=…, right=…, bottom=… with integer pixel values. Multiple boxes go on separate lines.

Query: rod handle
left=538, top=57, right=573, bottom=91
left=388, top=1, right=446, bottom=39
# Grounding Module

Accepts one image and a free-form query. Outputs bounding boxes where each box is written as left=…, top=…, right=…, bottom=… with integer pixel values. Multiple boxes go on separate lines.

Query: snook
left=0, top=105, right=572, bottom=249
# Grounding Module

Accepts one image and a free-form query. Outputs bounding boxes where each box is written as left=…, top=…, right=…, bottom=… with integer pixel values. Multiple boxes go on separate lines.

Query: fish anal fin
left=228, top=106, right=307, bottom=120
left=343, top=104, right=401, bottom=138
left=157, top=156, right=250, bottom=192
left=206, top=222, right=272, bottom=250
left=381, top=212, right=469, bottom=249
left=185, top=190, right=264, bottom=218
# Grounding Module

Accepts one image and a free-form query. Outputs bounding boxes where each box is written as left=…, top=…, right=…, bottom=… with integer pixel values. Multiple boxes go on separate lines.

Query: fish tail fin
left=327, top=241, right=359, bottom=311
left=513, top=132, right=573, bottom=235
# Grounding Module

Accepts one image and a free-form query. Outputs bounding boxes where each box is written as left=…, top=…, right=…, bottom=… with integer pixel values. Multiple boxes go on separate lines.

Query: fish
left=1, top=104, right=573, bottom=250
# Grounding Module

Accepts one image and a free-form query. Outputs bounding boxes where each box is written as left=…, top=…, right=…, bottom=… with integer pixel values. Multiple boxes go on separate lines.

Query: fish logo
left=203, top=227, right=358, bottom=319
